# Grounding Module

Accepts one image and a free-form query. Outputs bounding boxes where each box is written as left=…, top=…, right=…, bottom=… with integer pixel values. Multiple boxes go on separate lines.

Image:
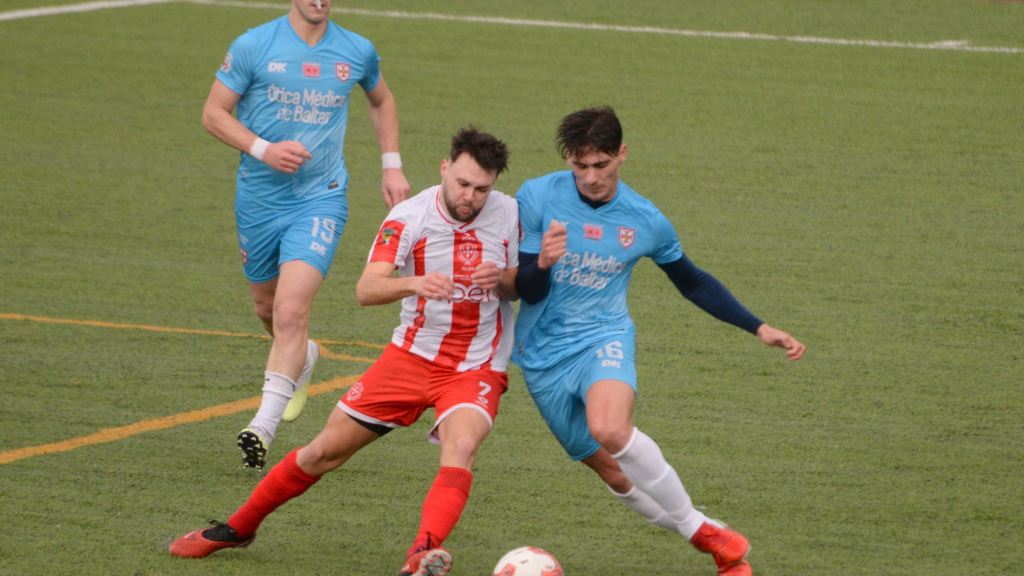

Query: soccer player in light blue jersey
left=514, top=107, right=806, bottom=576
left=201, top=0, right=410, bottom=470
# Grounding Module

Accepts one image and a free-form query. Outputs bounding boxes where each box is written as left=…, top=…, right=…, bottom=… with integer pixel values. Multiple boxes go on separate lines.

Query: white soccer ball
left=492, top=547, right=563, bottom=576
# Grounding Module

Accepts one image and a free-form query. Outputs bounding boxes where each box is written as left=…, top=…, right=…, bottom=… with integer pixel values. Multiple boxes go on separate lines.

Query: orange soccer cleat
left=690, top=520, right=752, bottom=575
left=397, top=547, right=453, bottom=576
left=169, top=520, right=254, bottom=559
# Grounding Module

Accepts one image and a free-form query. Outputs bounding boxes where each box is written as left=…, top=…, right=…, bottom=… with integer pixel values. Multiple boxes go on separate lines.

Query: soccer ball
left=492, top=547, right=563, bottom=576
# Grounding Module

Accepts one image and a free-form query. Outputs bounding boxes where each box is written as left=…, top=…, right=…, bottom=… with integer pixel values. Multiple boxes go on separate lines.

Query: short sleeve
left=649, top=212, right=684, bottom=264
left=516, top=182, right=544, bottom=254
left=505, top=200, right=520, bottom=268
left=368, top=211, right=414, bottom=268
left=358, top=40, right=382, bottom=91
left=215, top=30, right=258, bottom=95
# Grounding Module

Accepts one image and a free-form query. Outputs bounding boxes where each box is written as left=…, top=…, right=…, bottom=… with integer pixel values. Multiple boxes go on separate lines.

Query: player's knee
left=442, top=435, right=480, bottom=468
left=272, top=299, right=310, bottom=335
left=253, top=300, right=274, bottom=325
left=589, top=422, right=633, bottom=454
left=298, top=441, right=346, bottom=474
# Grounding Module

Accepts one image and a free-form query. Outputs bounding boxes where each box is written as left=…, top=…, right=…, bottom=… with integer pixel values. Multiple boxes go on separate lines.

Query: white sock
left=607, top=484, right=685, bottom=533
left=612, top=427, right=707, bottom=539
left=247, top=371, right=299, bottom=445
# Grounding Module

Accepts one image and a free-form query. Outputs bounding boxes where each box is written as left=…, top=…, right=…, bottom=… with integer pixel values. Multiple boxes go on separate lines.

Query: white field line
left=2, top=0, right=1022, bottom=55
left=184, top=0, right=1024, bottom=55
left=0, top=0, right=175, bottom=21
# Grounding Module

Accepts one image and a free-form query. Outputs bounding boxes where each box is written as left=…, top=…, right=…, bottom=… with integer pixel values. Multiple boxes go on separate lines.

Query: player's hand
left=537, top=220, right=568, bottom=270
left=756, top=324, right=806, bottom=361
left=471, top=261, right=502, bottom=290
left=382, top=168, right=410, bottom=209
left=415, top=271, right=455, bottom=301
left=263, top=141, right=311, bottom=174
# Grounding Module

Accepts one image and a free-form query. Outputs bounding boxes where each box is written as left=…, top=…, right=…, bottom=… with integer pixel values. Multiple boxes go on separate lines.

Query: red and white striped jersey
left=367, top=185, right=519, bottom=372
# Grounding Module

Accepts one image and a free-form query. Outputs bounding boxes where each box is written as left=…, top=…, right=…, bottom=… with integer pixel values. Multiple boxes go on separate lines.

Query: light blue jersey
left=513, top=171, right=684, bottom=372
left=216, top=16, right=381, bottom=209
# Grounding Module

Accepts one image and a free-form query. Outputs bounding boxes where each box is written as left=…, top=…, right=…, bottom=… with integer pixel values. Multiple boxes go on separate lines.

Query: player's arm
left=356, top=261, right=454, bottom=306
left=471, top=263, right=519, bottom=301
left=515, top=220, right=567, bottom=304
left=365, top=75, right=411, bottom=209
left=657, top=255, right=806, bottom=361
left=201, top=79, right=311, bottom=174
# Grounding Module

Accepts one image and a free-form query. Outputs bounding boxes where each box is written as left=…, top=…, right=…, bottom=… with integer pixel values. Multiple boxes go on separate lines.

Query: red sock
left=228, top=449, right=320, bottom=538
left=407, top=467, right=473, bottom=557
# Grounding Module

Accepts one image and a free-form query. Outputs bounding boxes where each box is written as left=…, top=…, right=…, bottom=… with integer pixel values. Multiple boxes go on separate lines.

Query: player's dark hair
left=556, top=106, right=623, bottom=160
left=450, top=126, right=510, bottom=174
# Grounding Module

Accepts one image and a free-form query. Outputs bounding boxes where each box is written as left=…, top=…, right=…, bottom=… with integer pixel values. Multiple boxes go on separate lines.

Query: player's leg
left=400, top=370, right=506, bottom=576
left=170, top=407, right=379, bottom=558
left=585, top=379, right=709, bottom=537
left=249, top=277, right=277, bottom=336
left=239, top=260, right=324, bottom=468
left=585, top=376, right=750, bottom=573
left=580, top=447, right=689, bottom=533
left=275, top=203, right=347, bottom=423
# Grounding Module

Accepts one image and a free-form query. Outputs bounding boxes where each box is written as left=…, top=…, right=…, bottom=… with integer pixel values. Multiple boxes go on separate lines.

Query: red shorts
left=338, top=344, right=508, bottom=443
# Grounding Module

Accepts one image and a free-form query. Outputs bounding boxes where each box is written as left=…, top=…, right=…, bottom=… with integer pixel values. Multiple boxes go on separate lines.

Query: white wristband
left=250, top=138, right=271, bottom=161
left=382, top=152, right=402, bottom=170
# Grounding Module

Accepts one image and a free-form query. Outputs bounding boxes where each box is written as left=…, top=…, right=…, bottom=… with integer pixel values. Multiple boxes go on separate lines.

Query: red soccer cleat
left=690, top=520, right=751, bottom=574
left=397, top=547, right=453, bottom=576
left=718, top=559, right=753, bottom=576
left=169, top=520, right=254, bottom=558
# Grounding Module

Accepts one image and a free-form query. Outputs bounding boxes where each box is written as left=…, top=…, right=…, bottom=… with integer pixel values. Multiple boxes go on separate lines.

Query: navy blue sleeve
left=515, top=251, right=552, bottom=304
left=658, top=255, right=764, bottom=335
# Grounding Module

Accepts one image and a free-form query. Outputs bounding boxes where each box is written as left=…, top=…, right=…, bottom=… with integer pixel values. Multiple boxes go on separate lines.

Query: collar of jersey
left=434, top=186, right=480, bottom=229
left=283, top=15, right=333, bottom=51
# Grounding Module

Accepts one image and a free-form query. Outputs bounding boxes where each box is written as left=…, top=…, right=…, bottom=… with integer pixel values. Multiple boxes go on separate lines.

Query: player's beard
left=442, top=186, right=482, bottom=223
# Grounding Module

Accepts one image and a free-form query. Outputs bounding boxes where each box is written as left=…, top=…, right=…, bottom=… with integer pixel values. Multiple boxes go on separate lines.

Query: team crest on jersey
left=458, top=242, right=479, bottom=264
left=618, top=227, right=635, bottom=249
left=220, top=52, right=233, bottom=73
left=302, top=62, right=321, bottom=78
left=335, top=62, right=351, bottom=82
left=381, top=227, right=398, bottom=245
left=584, top=224, right=603, bottom=241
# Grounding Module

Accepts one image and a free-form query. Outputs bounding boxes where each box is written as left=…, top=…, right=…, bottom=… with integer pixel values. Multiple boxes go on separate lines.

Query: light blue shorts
left=235, top=195, right=348, bottom=284
left=521, top=331, right=637, bottom=461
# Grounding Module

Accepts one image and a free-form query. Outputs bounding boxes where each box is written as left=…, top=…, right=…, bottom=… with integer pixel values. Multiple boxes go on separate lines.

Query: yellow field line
left=0, top=374, right=362, bottom=466
left=0, top=313, right=386, bottom=349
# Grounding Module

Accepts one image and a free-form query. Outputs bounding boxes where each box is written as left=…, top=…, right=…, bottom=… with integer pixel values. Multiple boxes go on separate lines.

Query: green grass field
left=1, top=1, right=1022, bottom=574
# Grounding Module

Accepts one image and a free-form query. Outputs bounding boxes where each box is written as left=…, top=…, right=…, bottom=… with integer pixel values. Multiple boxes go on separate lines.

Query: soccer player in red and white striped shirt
left=170, top=128, right=517, bottom=576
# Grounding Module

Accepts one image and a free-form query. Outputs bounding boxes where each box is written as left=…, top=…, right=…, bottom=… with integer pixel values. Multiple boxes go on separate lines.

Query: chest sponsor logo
left=268, top=62, right=287, bottom=73
left=267, top=83, right=346, bottom=125
left=335, top=62, right=351, bottom=82
left=552, top=250, right=628, bottom=290
left=584, top=223, right=603, bottom=241
left=302, top=62, right=321, bottom=78
left=220, top=52, right=233, bottom=73
left=618, top=226, right=635, bottom=249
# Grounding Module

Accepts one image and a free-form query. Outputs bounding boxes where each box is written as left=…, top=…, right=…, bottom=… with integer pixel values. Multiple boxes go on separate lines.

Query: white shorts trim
left=427, top=403, right=493, bottom=445
left=337, top=400, right=402, bottom=430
